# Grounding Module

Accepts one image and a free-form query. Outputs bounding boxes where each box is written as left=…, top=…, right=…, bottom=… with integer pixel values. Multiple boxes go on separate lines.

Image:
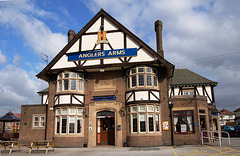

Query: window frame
left=32, top=115, right=45, bottom=128
left=173, top=110, right=194, bottom=134
left=127, top=104, right=161, bottom=134
left=55, top=107, right=84, bottom=135
left=57, top=71, right=84, bottom=92
left=127, top=66, right=158, bottom=89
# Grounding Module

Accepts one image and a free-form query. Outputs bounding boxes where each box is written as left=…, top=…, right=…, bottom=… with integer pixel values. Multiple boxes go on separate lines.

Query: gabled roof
left=171, top=69, right=217, bottom=87
left=234, top=108, right=240, bottom=112
left=37, top=88, right=49, bottom=94
left=219, top=109, right=234, bottom=116
left=0, top=111, right=21, bottom=121
left=36, top=9, right=174, bottom=81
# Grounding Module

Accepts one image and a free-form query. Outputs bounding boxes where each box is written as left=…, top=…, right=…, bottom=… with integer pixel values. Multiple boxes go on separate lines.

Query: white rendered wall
left=205, top=86, right=212, bottom=103
left=150, top=91, right=159, bottom=101
left=104, top=18, right=118, bottom=31
left=126, top=92, right=133, bottom=102
left=42, top=95, right=48, bottom=104
left=72, top=95, right=84, bottom=104
left=86, top=18, right=101, bottom=33
left=66, top=39, right=79, bottom=53
left=135, top=91, right=148, bottom=101
left=59, top=95, right=71, bottom=104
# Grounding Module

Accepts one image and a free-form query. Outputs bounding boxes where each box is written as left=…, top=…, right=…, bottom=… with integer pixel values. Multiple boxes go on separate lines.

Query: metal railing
left=201, top=130, right=231, bottom=146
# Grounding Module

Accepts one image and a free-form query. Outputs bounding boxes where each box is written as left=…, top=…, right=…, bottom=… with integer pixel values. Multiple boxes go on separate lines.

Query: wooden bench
left=0, top=141, right=22, bottom=154
left=27, top=140, right=55, bottom=154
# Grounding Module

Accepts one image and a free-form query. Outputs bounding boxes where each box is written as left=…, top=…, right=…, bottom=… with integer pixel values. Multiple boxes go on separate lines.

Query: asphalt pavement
left=1, top=137, right=239, bottom=156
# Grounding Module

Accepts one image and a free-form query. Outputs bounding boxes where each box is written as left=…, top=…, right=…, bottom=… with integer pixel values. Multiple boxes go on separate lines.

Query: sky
left=0, top=0, right=240, bottom=115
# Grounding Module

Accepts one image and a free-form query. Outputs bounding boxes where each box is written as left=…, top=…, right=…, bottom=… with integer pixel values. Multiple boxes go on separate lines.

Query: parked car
left=234, top=125, right=240, bottom=131
left=223, top=125, right=234, bottom=131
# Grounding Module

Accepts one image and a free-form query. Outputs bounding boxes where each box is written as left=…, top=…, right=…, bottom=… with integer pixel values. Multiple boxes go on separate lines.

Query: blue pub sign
left=67, top=48, right=137, bottom=61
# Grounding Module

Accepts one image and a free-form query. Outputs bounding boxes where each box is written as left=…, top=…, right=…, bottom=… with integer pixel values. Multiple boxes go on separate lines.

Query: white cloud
left=0, top=0, right=67, bottom=59
left=0, top=64, right=47, bottom=114
left=13, top=54, right=22, bottom=66
left=0, top=50, right=6, bottom=64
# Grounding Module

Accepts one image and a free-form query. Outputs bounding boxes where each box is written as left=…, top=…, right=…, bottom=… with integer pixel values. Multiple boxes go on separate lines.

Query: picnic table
left=27, top=140, right=55, bottom=154
left=0, top=141, right=21, bottom=154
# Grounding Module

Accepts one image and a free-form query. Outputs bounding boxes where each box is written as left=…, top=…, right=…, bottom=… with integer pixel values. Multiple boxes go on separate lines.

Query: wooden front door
left=97, top=111, right=115, bottom=145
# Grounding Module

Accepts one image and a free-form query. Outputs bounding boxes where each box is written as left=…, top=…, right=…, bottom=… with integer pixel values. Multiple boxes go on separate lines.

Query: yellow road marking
left=205, top=145, right=240, bottom=156
left=171, top=146, right=178, bottom=156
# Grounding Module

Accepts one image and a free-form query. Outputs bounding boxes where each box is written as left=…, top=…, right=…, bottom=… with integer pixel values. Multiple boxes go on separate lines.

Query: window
left=69, top=116, right=75, bottom=133
left=55, top=107, right=84, bottom=135
left=138, top=67, right=144, bottom=73
left=33, top=115, right=45, bottom=128
left=156, top=114, right=160, bottom=132
left=183, top=90, right=194, bottom=96
left=127, top=66, right=158, bottom=89
left=147, top=105, right=154, bottom=112
left=139, top=114, right=146, bottom=132
left=56, top=117, right=60, bottom=134
left=139, top=105, right=146, bottom=112
left=77, top=117, right=82, bottom=133
left=148, top=114, right=154, bottom=132
left=57, top=72, right=84, bottom=92
left=173, top=110, right=194, bottom=133
left=61, top=116, right=67, bottom=133
left=70, top=80, right=76, bottom=90
left=131, top=75, right=136, bottom=87
left=132, top=114, right=138, bottom=133
left=138, top=75, right=145, bottom=86
left=146, top=75, right=152, bottom=86
left=127, top=104, right=160, bottom=133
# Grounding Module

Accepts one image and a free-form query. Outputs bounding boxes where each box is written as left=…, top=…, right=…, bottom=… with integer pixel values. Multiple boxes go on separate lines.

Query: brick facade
left=19, top=105, right=47, bottom=144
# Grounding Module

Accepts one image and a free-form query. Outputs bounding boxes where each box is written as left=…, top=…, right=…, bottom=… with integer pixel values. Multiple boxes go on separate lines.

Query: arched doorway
left=96, top=111, right=115, bottom=146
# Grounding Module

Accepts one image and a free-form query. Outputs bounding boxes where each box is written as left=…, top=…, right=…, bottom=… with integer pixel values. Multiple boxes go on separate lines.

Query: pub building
left=19, top=9, right=220, bottom=147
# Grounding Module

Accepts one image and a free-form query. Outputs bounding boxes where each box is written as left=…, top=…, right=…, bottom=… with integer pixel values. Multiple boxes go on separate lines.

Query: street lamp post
left=169, top=101, right=174, bottom=146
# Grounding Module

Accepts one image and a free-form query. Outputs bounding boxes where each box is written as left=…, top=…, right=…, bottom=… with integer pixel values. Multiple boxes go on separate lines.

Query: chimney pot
left=155, top=20, right=164, bottom=58
left=68, top=29, right=76, bottom=42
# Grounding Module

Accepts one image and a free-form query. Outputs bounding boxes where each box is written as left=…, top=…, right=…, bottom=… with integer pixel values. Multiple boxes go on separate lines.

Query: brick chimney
left=68, top=29, right=76, bottom=42
left=155, top=20, right=164, bottom=58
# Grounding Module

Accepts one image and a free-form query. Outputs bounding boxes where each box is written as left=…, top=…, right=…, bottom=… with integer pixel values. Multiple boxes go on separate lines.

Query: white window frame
left=32, top=115, right=45, bottom=128
left=148, top=114, right=155, bottom=132
left=139, top=114, right=146, bottom=133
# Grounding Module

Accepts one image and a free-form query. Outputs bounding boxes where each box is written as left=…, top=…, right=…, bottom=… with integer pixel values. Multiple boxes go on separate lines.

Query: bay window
left=55, top=107, right=84, bottom=135
left=127, top=66, right=158, bottom=89
left=57, top=72, right=84, bottom=92
left=127, top=104, right=160, bottom=134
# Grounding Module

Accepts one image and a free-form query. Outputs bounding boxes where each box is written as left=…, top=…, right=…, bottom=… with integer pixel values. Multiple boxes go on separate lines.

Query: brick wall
left=19, top=105, right=47, bottom=144
left=170, top=95, right=209, bottom=145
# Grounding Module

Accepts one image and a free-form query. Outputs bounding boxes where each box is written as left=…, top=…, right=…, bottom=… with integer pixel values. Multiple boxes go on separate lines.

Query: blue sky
left=0, top=0, right=240, bottom=115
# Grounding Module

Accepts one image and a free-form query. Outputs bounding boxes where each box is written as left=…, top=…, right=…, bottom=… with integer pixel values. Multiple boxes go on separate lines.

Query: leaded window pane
left=70, top=72, right=77, bottom=78
left=70, top=80, right=76, bottom=90
left=154, top=76, right=158, bottom=87
left=139, top=114, right=146, bottom=132
left=77, top=117, right=82, bottom=133
left=147, top=74, right=152, bottom=86
left=132, top=114, right=137, bottom=132
left=148, top=114, right=154, bottom=132
left=61, top=116, right=67, bottom=133
left=138, top=75, right=144, bottom=86
left=131, top=75, right=136, bottom=87
left=146, top=67, right=152, bottom=73
left=78, top=80, right=83, bottom=91
left=69, top=116, right=75, bottom=133
left=138, top=67, right=144, bottom=73
left=63, top=80, right=69, bottom=90
left=58, top=80, right=62, bottom=91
